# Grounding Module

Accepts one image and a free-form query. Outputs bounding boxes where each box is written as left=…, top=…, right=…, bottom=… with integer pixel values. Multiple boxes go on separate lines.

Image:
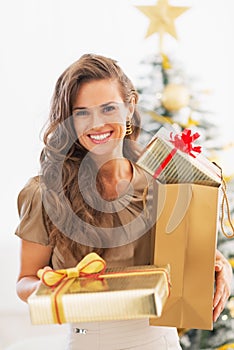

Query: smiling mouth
left=88, top=131, right=113, bottom=143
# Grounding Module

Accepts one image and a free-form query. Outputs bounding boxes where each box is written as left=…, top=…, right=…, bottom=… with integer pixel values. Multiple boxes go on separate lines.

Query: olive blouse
left=15, top=163, right=156, bottom=270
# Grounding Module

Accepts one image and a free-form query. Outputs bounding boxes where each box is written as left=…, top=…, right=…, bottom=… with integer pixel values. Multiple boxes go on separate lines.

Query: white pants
left=66, top=319, right=182, bottom=350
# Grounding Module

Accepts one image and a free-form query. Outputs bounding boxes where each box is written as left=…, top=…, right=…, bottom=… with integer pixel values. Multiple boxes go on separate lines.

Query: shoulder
left=15, top=175, right=50, bottom=246
left=18, top=175, right=41, bottom=194
left=20, top=175, right=41, bottom=191
left=17, top=176, right=42, bottom=213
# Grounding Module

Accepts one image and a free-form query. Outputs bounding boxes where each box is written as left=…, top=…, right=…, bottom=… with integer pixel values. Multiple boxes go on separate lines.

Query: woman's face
left=72, top=79, right=132, bottom=157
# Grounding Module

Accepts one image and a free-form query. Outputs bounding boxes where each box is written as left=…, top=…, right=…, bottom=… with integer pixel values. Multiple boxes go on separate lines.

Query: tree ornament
left=161, top=83, right=190, bottom=111
left=216, top=343, right=234, bottom=350
left=161, top=53, right=172, bottom=69
left=136, top=0, right=190, bottom=53
left=229, top=258, right=234, bottom=268
left=227, top=296, right=234, bottom=318
left=179, top=114, right=200, bottom=128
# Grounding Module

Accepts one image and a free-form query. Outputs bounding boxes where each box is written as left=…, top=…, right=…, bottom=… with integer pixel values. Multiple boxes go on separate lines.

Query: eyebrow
left=72, top=101, right=117, bottom=111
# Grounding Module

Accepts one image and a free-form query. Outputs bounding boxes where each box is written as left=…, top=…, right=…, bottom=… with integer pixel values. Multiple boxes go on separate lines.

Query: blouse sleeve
left=15, top=176, right=50, bottom=246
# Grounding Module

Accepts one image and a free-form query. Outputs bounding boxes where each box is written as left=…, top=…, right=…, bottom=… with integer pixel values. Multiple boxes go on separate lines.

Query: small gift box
left=28, top=253, right=170, bottom=325
left=137, top=127, right=221, bottom=186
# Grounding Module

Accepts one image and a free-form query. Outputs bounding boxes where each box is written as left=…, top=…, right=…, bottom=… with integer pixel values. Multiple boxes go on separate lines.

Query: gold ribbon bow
left=37, top=252, right=106, bottom=288
left=37, top=252, right=106, bottom=324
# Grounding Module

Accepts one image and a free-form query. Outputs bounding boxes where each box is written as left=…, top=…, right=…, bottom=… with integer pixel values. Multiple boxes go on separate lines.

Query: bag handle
left=212, top=162, right=234, bottom=238
left=221, top=178, right=234, bottom=238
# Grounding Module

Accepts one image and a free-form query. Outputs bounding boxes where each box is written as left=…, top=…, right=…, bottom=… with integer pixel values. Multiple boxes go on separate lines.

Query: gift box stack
left=137, top=127, right=222, bottom=330
left=28, top=253, right=170, bottom=325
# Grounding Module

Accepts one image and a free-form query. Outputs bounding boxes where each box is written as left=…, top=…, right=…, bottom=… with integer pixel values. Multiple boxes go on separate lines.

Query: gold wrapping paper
left=137, top=127, right=221, bottom=186
left=28, top=265, right=170, bottom=325
left=149, top=182, right=220, bottom=330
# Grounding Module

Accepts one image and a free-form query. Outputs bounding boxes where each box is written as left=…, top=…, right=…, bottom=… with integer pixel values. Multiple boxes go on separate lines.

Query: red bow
left=170, top=129, right=201, bottom=158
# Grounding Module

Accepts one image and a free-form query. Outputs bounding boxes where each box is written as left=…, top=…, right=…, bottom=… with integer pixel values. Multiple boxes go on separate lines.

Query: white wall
left=0, top=0, right=234, bottom=346
left=1, top=0, right=234, bottom=239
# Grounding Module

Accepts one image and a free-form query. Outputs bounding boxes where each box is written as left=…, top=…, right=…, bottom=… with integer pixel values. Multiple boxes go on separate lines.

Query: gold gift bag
left=150, top=182, right=220, bottom=330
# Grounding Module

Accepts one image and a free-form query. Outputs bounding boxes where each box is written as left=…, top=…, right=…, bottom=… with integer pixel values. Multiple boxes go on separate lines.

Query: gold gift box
left=137, top=127, right=221, bottom=187
left=28, top=265, right=170, bottom=325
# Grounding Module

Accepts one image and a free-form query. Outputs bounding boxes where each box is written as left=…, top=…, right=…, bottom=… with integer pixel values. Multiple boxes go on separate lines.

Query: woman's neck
left=96, top=158, right=133, bottom=201
left=98, top=158, right=132, bottom=179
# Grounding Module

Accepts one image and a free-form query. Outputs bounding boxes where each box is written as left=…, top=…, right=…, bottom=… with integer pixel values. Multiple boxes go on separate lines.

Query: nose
left=91, top=107, right=105, bottom=128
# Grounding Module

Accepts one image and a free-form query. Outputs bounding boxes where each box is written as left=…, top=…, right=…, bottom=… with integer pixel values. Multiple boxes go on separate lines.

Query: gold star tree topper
left=136, top=0, right=190, bottom=51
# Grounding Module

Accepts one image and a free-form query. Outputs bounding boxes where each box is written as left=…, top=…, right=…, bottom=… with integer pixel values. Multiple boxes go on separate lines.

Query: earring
left=125, top=119, right=133, bottom=136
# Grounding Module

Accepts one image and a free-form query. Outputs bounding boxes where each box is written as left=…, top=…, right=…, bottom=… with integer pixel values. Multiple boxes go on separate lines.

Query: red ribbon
left=153, top=129, right=201, bottom=179
left=169, top=129, right=201, bottom=158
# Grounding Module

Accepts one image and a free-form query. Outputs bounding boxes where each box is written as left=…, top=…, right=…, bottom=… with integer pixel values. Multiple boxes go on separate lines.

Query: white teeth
left=89, top=132, right=111, bottom=141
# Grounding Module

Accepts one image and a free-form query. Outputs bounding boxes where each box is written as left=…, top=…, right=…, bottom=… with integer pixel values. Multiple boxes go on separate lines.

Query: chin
left=89, top=141, right=124, bottom=158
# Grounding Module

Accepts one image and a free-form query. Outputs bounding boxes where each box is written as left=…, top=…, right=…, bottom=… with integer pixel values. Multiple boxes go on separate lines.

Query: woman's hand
left=213, top=249, right=233, bottom=322
left=16, top=240, right=52, bottom=302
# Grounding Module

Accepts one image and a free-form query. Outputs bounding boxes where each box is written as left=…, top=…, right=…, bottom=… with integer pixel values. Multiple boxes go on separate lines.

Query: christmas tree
left=135, top=1, right=234, bottom=349
left=136, top=52, right=220, bottom=154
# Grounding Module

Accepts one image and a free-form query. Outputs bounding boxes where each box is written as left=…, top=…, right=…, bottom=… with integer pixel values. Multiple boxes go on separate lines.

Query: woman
left=15, top=54, right=232, bottom=349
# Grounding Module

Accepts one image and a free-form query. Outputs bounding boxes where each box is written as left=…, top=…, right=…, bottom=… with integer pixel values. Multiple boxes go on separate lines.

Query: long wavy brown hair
left=40, top=53, right=142, bottom=259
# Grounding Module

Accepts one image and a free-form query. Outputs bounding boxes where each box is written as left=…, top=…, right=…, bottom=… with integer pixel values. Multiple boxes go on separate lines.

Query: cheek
left=119, top=116, right=127, bottom=132
left=116, top=123, right=126, bottom=140
left=73, top=119, right=89, bottom=138
left=112, top=114, right=127, bottom=127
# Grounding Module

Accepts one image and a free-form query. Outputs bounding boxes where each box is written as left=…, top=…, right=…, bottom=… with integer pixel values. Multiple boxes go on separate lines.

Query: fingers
left=213, top=301, right=222, bottom=322
left=213, top=272, right=232, bottom=322
left=43, top=266, right=53, bottom=271
left=37, top=266, right=52, bottom=279
left=213, top=274, right=224, bottom=307
left=215, top=263, right=223, bottom=272
left=213, top=250, right=233, bottom=322
left=213, top=286, right=229, bottom=322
